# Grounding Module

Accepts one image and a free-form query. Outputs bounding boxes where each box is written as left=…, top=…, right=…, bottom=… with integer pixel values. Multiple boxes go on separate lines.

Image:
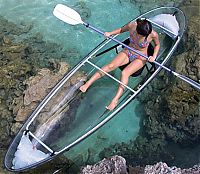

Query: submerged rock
left=129, top=0, right=183, bottom=14
left=12, top=61, right=85, bottom=130
left=96, top=0, right=200, bottom=171
left=141, top=0, right=200, bottom=144
left=13, top=63, right=68, bottom=122
left=74, top=1, right=91, bottom=21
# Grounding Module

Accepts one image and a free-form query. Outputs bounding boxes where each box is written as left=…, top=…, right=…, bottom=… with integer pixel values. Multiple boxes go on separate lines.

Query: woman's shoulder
left=150, top=30, right=159, bottom=38
left=128, top=21, right=137, bottom=30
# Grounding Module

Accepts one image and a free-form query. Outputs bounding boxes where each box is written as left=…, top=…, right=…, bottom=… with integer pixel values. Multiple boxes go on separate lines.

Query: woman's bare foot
left=79, top=83, right=90, bottom=93
left=106, top=99, right=118, bottom=111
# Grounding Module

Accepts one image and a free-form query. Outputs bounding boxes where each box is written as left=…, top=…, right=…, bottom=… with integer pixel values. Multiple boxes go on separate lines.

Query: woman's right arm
left=104, top=22, right=131, bottom=37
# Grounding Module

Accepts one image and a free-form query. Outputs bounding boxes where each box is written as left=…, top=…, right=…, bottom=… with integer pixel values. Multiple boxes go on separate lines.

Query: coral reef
left=0, top=18, right=68, bottom=145
left=0, top=15, right=83, bottom=173
left=141, top=0, right=200, bottom=154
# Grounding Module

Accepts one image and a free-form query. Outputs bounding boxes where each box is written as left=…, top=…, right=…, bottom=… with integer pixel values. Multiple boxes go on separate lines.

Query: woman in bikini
left=80, top=19, right=160, bottom=110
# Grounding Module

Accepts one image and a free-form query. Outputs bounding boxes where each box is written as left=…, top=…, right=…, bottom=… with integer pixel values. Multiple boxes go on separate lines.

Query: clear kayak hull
left=4, top=6, right=186, bottom=172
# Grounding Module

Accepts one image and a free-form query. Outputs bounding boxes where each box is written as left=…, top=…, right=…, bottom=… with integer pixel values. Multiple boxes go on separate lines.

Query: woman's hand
left=104, top=32, right=112, bottom=38
left=148, top=56, right=156, bottom=62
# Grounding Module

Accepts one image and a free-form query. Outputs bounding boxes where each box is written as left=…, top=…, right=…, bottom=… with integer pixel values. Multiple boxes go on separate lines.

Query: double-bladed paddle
left=53, top=4, right=200, bottom=90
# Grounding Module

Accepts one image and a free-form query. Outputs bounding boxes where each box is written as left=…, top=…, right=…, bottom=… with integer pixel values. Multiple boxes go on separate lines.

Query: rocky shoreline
left=0, top=0, right=199, bottom=174
left=80, top=155, right=200, bottom=174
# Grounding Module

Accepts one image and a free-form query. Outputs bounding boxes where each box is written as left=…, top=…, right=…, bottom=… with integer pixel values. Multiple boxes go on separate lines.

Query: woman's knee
left=107, top=63, right=115, bottom=71
left=121, top=69, right=131, bottom=78
left=98, top=63, right=115, bottom=77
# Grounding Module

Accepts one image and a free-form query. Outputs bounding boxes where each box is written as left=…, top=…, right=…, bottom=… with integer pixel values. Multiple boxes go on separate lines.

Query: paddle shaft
left=53, top=4, right=200, bottom=90
left=83, top=22, right=200, bottom=90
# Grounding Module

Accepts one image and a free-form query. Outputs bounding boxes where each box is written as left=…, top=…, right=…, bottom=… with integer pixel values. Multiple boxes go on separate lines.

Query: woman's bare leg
left=80, top=52, right=128, bottom=92
left=80, top=64, right=112, bottom=92
left=107, top=59, right=145, bottom=110
left=106, top=72, right=128, bottom=110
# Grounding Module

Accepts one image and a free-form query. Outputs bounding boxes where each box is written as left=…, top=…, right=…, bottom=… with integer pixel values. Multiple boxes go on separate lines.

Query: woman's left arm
left=148, top=31, right=160, bottom=62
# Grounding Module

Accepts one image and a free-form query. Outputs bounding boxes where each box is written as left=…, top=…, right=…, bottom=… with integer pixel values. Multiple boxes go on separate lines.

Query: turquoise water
left=0, top=0, right=140, bottom=64
left=2, top=0, right=199, bottom=172
left=0, top=0, right=142, bottom=167
left=64, top=93, right=141, bottom=164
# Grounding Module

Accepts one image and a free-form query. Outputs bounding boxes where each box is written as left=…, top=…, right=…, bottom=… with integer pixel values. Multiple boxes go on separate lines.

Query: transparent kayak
left=4, top=6, right=186, bottom=172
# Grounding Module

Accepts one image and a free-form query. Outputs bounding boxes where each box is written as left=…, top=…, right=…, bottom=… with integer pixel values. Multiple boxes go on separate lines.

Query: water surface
left=1, top=0, right=199, bottom=171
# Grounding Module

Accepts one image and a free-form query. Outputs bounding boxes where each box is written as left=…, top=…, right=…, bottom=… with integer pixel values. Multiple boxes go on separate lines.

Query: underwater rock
left=3, top=35, right=12, bottom=45
left=0, top=99, right=13, bottom=146
left=100, top=135, right=170, bottom=167
left=14, top=62, right=69, bottom=121
left=0, top=34, right=33, bottom=145
left=142, top=2, right=200, bottom=144
left=23, top=68, right=64, bottom=105
left=74, top=1, right=91, bottom=21
left=80, top=155, right=128, bottom=174
left=98, top=1, right=200, bottom=171
left=11, top=122, right=23, bottom=136
left=130, top=0, right=183, bottom=14
left=0, top=14, right=84, bottom=173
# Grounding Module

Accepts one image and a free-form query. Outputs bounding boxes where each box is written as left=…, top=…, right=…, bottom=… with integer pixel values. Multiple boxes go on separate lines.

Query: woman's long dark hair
left=136, top=19, right=152, bottom=38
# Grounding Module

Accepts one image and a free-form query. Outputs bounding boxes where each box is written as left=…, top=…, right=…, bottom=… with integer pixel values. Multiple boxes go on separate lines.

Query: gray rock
left=80, top=155, right=128, bottom=174
left=144, top=162, right=200, bottom=174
